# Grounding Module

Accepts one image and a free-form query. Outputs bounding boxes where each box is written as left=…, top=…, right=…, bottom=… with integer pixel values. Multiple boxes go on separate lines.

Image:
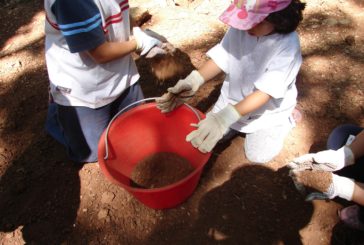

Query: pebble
left=98, top=209, right=109, bottom=220
left=101, top=191, right=115, bottom=204
left=324, top=18, right=338, bottom=26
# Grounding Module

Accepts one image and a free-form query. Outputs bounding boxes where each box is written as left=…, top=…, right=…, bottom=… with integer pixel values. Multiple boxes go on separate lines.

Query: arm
left=352, top=182, right=364, bottom=205
left=350, top=130, right=364, bottom=205
left=288, top=129, right=364, bottom=171
left=185, top=89, right=271, bottom=153
left=350, top=130, right=364, bottom=161
left=233, top=90, right=271, bottom=116
left=88, top=26, right=163, bottom=64
left=198, top=59, right=223, bottom=82
left=199, top=59, right=282, bottom=114
left=289, top=128, right=364, bottom=204
left=88, top=39, right=137, bottom=64
left=156, top=59, right=223, bottom=113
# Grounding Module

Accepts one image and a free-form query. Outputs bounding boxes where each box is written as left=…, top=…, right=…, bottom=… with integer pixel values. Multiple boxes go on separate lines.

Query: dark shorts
left=45, top=83, right=144, bottom=163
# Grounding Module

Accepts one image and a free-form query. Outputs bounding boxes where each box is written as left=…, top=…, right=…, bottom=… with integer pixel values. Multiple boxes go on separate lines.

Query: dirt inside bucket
left=130, top=152, right=194, bottom=189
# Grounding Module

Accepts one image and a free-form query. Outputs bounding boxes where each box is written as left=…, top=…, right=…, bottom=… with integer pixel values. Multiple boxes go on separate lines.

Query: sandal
left=338, top=205, right=364, bottom=231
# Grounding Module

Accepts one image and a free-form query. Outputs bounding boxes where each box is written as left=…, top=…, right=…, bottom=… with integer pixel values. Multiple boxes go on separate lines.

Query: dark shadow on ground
left=331, top=222, right=364, bottom=245
left=0, top=66, right=48, bottom=139
left=0, top=0, right=43, bottom=53
left=0, top=48, right=81, bottom=243
left=0, top=133, right=81, bottom=244
left=145, top=165, right=314, bottom=244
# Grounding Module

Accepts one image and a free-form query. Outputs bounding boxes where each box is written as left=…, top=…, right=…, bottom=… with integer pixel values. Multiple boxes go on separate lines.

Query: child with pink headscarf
left=157, top=0, right=306, bottom=164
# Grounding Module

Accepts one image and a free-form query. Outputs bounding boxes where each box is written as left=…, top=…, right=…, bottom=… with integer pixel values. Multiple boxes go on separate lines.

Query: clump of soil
left=150, top=53, right=184, bottom=81
left=295, top=170, right=333, bottom=193
left=130, top=152, right=194, bottom=189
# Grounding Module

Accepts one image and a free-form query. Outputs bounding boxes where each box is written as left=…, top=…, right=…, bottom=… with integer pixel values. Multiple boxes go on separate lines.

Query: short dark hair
left=265, top=0, right=306, bottom=34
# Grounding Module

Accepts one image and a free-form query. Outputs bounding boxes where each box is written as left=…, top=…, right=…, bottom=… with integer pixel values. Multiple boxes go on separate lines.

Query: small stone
left=339, top=19, right=351, bottom=25
left=325, top=18, right=338, bottom=26
left=98, top=209, right=109, bottom=220
left=101, top=192, right=115, bottom=204
left=345, top=35, right=355, bottom=46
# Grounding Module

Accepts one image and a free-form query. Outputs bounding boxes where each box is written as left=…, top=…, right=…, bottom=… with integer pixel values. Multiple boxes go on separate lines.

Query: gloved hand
left=133, top=27, right=163, bottom=56
left=289, top=169, right=355, bottom=201
left=186, top=104, right=241, bottom=153
left=288, top=145, right=355, bottom=172
left=156, top=70, right=205, bottom=113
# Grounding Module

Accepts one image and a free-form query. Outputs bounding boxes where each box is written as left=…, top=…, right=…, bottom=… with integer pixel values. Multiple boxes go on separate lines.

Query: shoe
left=338, top=205, right=364, bottom=231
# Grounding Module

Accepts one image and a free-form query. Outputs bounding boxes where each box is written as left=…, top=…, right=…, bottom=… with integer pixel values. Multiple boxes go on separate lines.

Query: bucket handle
left=103, top=97, right=202, bottom=160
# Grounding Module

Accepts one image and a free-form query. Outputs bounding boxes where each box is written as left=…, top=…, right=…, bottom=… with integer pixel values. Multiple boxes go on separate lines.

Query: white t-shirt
left=207, top=28, right=302, bottom=133
left=44, top=0, right=139, bottom=108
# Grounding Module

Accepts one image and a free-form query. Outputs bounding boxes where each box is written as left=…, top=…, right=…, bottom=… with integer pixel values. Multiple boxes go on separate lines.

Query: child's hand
left=288, top=146, right=355, bottom=172
left=133, top=27, right=162, bottom=55
left=289, top=170, right=355, bottom=202
left=186, top=104, right=240, bottom=153
left=156, top=70, right=204, bottom=113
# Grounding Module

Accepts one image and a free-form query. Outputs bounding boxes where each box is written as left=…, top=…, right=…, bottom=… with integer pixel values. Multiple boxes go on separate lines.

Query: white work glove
left=290, top=170, right=355, bottom=201
left=186, top=104, right=241, bottom=153
left=133, top=27, right=162, bottom=56
left=156, top=70, right=205, bottom=113
left=288, top=145, right=355, bottom=172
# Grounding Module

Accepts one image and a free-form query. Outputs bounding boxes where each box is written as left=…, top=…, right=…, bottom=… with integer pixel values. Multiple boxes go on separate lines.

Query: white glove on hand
left=156, top=70, right=204, bottom=113
left=186, top=104, right=241, bottom=153
left=290, top=170, right=355, bottom=201
left=288, top=145, right=355, bottom=172
left=133, top=27, right=162, bottom=56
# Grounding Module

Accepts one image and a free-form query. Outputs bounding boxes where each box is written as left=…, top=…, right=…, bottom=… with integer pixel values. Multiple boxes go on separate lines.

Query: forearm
left=197, top=59, right=223, bottom=82
left=352, top=182, right=364, bottom=205
left=233, top=90, right=271, bottom=116
left=87, top=39, right=137, bottom=64
left=350, top=130, right=364, bottom=160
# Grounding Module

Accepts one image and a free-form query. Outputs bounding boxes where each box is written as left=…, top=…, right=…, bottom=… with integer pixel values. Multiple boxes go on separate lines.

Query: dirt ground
left=0, top=0, right=364, bottom=244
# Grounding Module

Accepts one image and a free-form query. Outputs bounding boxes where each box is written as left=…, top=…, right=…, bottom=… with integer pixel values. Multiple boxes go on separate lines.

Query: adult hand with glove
left=186, top=104, right=241, bottom=153
left=156, top=70, right=205, bottom=113
left=288, top=145, right=355, bottom=172
left=289, top=169, right=355, bottom=202
left=133, top=27, right=163, bottom=56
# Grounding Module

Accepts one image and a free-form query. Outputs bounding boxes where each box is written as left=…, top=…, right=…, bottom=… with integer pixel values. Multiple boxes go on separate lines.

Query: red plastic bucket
left=98, top=99, right=211, bottom=209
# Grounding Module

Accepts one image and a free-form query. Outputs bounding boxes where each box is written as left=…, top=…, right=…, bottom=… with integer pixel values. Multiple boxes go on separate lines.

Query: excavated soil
left=130, top=152, right=194, bottom=189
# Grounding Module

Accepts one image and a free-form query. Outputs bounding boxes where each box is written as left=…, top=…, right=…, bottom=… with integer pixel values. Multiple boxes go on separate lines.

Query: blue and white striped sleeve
left=51, top=0, right=105, bottom=53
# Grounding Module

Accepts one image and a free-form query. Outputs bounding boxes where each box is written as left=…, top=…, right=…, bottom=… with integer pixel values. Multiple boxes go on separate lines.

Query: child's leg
left=57, top=105, right=103, bottom=163
left=327, top=124, right=363, bottom=151
left=113, top=82, right=144, bottom=113
left=244, top=119, right=293, bottom=164
left=329, top=124, right=364, bottom=181
left=45, top=102, right=66, bottom=146
left=46, top=83, right=144, bottom=163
